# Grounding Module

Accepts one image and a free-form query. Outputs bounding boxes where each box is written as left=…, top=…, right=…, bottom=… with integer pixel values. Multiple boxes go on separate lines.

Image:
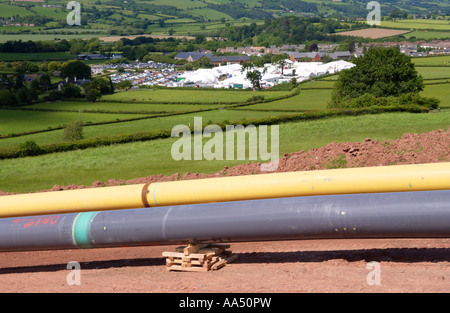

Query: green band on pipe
left=73, top=211, right=99, bottom=249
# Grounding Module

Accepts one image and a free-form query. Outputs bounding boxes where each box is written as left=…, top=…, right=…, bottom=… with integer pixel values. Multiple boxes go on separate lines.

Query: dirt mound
left=1, top=128, right=450, bottom=293
left=2, top=128, right=448, bottom=195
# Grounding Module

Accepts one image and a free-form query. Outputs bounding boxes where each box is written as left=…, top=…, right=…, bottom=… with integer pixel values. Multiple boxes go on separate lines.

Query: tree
left=61, top=84, right=83, bottom=98
left=63, top=121, right=84, bottom=141
left=69, top=41, right=84, bottom=55
left=308, top=43, right=318, bottom=52
left=39, top=73, right=51, bottom=92
left=18, top=140, right=42, bottom=157
left=246, top=70, right=263, bottom=90
left=85, top=88, right=101, bottom=102
left=0, top=89, right=17, bottom=106
left=241, top=62, right=266, bottom=90
left=272, top=53, right=288, bottom=75
left=116, top=80, right=132, bottom=90
left=331, top=47, right=424, bottom=105
left=86, top=77, right=114, bottom=95
left=60, top=60, right=92, bottom=80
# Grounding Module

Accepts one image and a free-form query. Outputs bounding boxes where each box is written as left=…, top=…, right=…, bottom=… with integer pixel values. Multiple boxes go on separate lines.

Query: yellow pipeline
left=1, top=162, right=450, bottom=218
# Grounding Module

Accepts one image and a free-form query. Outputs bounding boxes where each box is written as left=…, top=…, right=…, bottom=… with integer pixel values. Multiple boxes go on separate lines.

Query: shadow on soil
left=1, top=247, right=449, bottom=274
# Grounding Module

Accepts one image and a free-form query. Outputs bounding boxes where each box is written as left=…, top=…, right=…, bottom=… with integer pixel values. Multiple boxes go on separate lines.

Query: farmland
left=335, top=28, right=411, bottom=39
left=380, top=19, right=450, bottom=31
left=404, top=30, right=450, bottom=40
left=0, top=0, right=448, bottom=41
left=0, top=55, right=449, bottom=192
left=0, top=3, right=449, bottom=294
left=98, top=88, right=293, bottom=104
left=1, top=107, right=449, bottom=193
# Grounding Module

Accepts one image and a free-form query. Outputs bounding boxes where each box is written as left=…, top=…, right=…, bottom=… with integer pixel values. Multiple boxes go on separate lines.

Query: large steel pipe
left=1, top=162, right=450, bottom=218
left=0, top=190, right=449, bottom=252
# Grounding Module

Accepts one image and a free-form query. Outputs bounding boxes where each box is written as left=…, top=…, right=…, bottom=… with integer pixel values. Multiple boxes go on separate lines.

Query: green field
left=0, top=34, right=103, bottom=43
left=99, top=88, right=292, bottom=104
left=0, top=4, right=34, bottom=18
left=416, top=67, right=450, bottom=79
left=0, top=109, right=151, bottom=136
left=0, top=108, right=298, bottom=149
left=1, top=109, right=449, bottom=193
left=421, top=83, right=450, bottom=109
left=412, top=55, right=450, bottom=66
left=381, top=19, right=450, bottom=31
left=150, top=0, right=206, bottom=10
left=23, top=101, right=225, bottom=114
left=404, top=30, right=450, bottom=40
left=0, top=63, right=449, bottom=192
left=234, top=89, right=332, bottom=112
left=147, top=19, right=265, bottom=35
left=0, top=52, right=75, bottom=61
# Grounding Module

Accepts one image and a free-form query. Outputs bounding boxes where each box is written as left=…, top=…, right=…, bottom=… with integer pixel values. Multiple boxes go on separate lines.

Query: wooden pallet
left=162, top=243, right=238, bottom=272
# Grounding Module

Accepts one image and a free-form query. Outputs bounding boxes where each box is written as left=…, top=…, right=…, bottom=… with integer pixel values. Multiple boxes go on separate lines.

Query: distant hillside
left=0, top=0, right=448, bottom=38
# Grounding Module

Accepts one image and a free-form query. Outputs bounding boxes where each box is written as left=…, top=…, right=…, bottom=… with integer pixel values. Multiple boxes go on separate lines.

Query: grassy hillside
left=0, top=0, right=448, bottom=40
left=0, top=63, right=449, bottom=193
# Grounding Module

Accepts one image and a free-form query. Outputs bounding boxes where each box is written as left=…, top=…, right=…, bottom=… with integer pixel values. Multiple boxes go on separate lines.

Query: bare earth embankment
left=0, top=128, right=449, bottom=293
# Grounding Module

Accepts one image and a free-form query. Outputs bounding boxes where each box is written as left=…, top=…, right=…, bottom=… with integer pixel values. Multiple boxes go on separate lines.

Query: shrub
left=328, top=93, right=440, bottom=110
left=18, top=140, right=42, bottom=157
left=247, top=95, right=265, bottom=103
left=85, top=88, right=101, bottom=102
left=0, top=105, right=430, bottom=161
left=63, top=121, right=84, bottom=141
left=332, top=46, right=424, bottom=103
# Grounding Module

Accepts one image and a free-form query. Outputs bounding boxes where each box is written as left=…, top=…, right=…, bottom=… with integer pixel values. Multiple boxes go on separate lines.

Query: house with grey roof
left=174, top=52, right=214, bottom=62
left=286, top=51, right=352, bottom=62
left=209, top=55, right=251, bottom=65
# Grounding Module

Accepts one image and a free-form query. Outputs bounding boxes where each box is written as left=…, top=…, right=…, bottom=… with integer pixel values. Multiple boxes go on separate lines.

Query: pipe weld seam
left=141, top=182, right=151, bottom=208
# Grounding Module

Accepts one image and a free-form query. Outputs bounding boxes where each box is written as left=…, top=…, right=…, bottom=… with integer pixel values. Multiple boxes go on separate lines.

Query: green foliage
left=327, top=155, right=347, bottom=169
left=85, top=88, right=102, bottom=102
left=329, top=92, right=440, bottom=110
left=332, top=47, right=424, bottom=104
left=61, top=84, right=83, bottom=99
left=43, top=90, right=63, bottom=102
left=63, top=121, right=84, bottom=142
left=0, top=104, right=430, bottom=161
left=87, top=77, right=115, bottom=95
left=247, top=95, right=265, bottom=103
left=115, top=80, right=133, bottom=90
left=17, top=140, right=42, bottom=157
left=0, top=89, right=18, bottom=106
left=0, top=129, right=172, bottom=160
left=60, top=60, right=92, bottom=80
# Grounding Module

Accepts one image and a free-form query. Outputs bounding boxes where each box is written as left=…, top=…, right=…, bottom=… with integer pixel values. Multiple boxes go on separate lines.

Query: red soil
left=0, top=128, right=449, bottom=293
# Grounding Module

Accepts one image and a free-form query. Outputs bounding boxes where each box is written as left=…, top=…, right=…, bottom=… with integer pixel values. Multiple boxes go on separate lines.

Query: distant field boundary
left=335, top=28, right=410, bottom=39
left=98, top=34, right=214, bottom=42
left=0, top=105, right=431, bottom=160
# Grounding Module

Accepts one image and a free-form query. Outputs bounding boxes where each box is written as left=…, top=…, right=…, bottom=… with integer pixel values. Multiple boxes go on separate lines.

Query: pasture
left=380, top=19, right=450, bottom=31
left=0, top=109, right=150, bottom=137
left=99, top=88, right=293, bottom=104
left=404, top=30, right=450, bottom=40
left=1, top=109, right=449, bottom=193
left=412, top=55, right=450, bottom=67
left=0, top=65, right=449, bottom=192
